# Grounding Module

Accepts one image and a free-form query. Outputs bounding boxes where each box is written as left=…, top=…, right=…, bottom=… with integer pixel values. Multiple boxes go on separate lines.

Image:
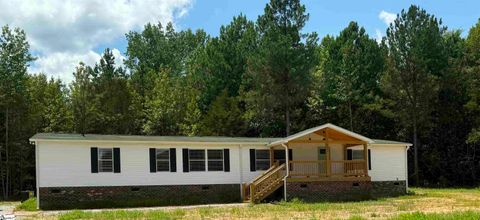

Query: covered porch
left=246, top=123, right=374, bottom=203
left=268, top=124, right=371, bottom=182
left=245, top=123, right=409, bottom=203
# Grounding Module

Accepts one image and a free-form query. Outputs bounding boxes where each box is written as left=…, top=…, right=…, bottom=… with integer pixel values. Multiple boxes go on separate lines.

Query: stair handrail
left=250, top=160, right=280, bottom=184
left=252, top=163, right=285, bottom=186
left=250, top=163, right=287, bottom=202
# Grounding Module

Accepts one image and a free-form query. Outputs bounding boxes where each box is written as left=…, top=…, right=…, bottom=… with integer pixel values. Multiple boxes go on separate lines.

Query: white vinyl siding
left=37, top=141, right=265, bottom=187
left=35, top=140, right=407, bottom=187
left=240, top=146, right=270, bottom=183
left=367, top=145, right=407, bottom=181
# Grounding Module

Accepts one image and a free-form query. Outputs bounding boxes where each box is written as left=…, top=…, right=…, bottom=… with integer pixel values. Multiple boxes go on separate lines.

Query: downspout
left=238, top=144, right=245, bottom=200
left=281, top=143, right=290, bottom=201
left=33, top=140, right=40, bottom=209
left=405, top=145, right=410, bottom=193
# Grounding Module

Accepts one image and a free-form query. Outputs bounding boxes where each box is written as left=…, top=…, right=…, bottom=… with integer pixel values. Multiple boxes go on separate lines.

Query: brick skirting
left=39, top=184, right=241, bottom=210
left=286, top=181, right=406, bottom=202
left=371, top=181, right=407, bottom=198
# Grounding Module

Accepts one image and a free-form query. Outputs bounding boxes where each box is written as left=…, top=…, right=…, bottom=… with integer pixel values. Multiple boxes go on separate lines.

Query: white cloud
left=29, top=51, right=101, bottom=82
left=111, top=48, right=126, bottom=69
left=375, top=29, right=384, bottom=43
left=0, top=0, right=193, bottom=82
left=379, top=10, right=396, bottom=26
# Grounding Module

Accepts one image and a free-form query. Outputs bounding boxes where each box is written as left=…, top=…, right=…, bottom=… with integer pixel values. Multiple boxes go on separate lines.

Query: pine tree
left=382, top=5, right=448, bottom=185
left=244, top=0, right=318, bottom=136
left=309, top=21, right=385, bottom=133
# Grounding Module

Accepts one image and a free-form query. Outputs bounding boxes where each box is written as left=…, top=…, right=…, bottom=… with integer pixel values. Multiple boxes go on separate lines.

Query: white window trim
left=255, top=149, right=270, bottom=171
left=98, top=148, right=113, bottom=173
left=207, top=149, right=224, bottom=172
left=156, top=148, right=170, bottom=172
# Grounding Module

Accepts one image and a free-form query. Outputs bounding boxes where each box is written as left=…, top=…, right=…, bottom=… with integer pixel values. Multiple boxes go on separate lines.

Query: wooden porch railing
left=249, top=163, right=286, bottom=203
left=289, top=160, right=367, bottom=177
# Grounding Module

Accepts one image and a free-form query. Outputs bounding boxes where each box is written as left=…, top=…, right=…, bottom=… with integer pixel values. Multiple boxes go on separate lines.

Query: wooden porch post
left=325, top=129, right=331, bottom=177
left=343, top=145, right=347, bottom=175
left=269, top=147, right=274, bottom=167
left=285, top=143, right=289, bottom=170
left=363, top=144, right=369, bottom=176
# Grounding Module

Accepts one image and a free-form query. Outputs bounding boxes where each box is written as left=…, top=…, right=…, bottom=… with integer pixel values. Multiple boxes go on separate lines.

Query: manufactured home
left=30, top=123, right=411, bottom=210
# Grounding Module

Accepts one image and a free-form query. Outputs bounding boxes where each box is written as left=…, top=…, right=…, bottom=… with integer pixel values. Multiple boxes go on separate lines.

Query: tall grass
left=15, top=198, right=37, bottom=211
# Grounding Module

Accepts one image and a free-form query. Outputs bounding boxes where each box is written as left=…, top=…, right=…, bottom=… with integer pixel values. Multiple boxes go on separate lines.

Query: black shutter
left=368, top=149, right=371, bottom=170
left=149, top=148, right=156, bottom=173
left=170, top=148, right=176, bottom=172
left=91, top=147, right=98, bottom=173
left=224, top=149, right=230, bottom=172
left=347, top=149, right=353, bottom=160
left=113, top=148, right=121, bottom=173
left=249, top=149, right=256, bottom=171
left=288, top=149, right=293, bottom=170
left=182, top=148, right=189, bottom=172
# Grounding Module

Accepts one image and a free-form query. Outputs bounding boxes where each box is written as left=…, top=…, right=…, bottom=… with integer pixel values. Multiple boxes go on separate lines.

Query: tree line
left=1, top=0, right=480, bottom=199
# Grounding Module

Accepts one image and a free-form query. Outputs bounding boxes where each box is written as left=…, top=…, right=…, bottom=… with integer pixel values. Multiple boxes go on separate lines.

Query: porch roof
left=268, top=123, right=407, bottom=147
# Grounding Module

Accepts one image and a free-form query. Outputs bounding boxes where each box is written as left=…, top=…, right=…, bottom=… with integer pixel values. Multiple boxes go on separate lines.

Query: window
left=255, top=150, right=270, bottom=171
left=352, top=150, right=364, bottom=160
left=273, top=150, right=286, bottom=164
left=189, top=150, right=206, bottom=171
left=207, top=150, right=224, bottom=171
left=318, top=148, right=326, bottom=160
left=98, top=148, right=113, bottom=172
left=156, top=149, right=170, bottom=171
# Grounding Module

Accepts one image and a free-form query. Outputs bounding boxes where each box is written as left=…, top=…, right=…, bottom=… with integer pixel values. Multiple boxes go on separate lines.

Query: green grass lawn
left=15, top=188, right=480, bottom=219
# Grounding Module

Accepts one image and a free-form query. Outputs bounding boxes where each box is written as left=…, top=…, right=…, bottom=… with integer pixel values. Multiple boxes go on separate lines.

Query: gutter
left=281, top=143, right=290, bottom=201
left=29, top=139, right=270, bottom=146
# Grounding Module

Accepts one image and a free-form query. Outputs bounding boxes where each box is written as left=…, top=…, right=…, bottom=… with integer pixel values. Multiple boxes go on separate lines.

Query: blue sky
left=178, top=0, right=479, bottom=39
left=1, top=0, right=479, bottom=82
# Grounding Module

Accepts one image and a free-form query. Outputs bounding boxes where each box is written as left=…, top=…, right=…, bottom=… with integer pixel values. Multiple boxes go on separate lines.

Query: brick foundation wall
left=286, top=181, right=372, bottom=202
left=371, top=181, right=407, bottom=198
left=39, top=184, right=241, bottom=210
left=286, top=181, right=406, bottom=202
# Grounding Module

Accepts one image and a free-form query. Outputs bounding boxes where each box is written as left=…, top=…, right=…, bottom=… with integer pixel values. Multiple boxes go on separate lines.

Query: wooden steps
left=246, top=162, right=287, bottom=203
